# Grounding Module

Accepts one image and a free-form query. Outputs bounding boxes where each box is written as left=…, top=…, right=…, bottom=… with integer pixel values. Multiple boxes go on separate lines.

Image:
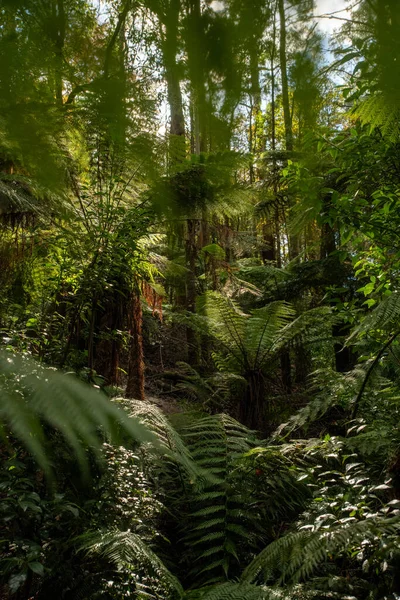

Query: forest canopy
left=1, top=0, right=400, bottom=598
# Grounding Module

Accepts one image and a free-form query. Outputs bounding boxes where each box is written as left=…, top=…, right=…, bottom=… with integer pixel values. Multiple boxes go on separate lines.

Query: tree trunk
left=261, top=224, right=276, bottom=263
left=278, top=0, right=293, bottom=153
left=126, top=290, right=145, bottom=400
left=186, top=218, right=200, bottom=364
left=53, top=0, right=66, bottom=105
left=187, top=0, right=207, bottom=152
left=163, top=0, right=186, bottom=165
left=272, top=25, right=282, bottom=268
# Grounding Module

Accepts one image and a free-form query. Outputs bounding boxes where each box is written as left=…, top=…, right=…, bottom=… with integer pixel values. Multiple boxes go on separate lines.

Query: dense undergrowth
left=1, top=341, right=400, bottom=599
left=2, top=0, right=400, bottom=598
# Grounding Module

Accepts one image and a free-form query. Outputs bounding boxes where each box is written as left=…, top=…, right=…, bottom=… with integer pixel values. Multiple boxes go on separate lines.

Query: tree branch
left=352, top=330, right=400, bottom=418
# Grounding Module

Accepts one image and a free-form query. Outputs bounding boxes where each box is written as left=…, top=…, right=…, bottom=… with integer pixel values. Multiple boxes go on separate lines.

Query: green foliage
left=3, top=1, right=400, bottom=599
left=162, top=362, right=246, bottom=410
left=197, top=292, right=295, bottom=374
left=180, top=414, right=258, bottom=585
left=184, top=582, right=268, bottom=599
left=276, top=366, right=364, bottom=436
left=243, top=516, right=400, bottom=585
left=125, top=399, right=203, bottom=489
left=0, top=351, right=155, bottom=477
left=243, top=434, right=400, bottom=594
left=79, top=529, right=184, bottom=599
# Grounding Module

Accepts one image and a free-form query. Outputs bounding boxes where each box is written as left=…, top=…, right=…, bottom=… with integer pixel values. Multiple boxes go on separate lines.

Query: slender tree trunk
left=258, top=7, right=277, bottom=265
left=278, top=0, right=299, bottom=262
left=271, top=4, right=282, bottom=268
left=187, top=0, right=207, bottom=152
left=87, top=298, right=97, bottom=370
left=163, top=0, right=186, bottom=166
left=53, top=0, right=65, bottom=105
left=278, top=0, right=293, bottom=153
left=184, top=0, right=209, bottom=364
left=186, top=219, right=200, bottom=364
left=126, top=290, right=145, bottom=400
left=160, top=1, right=201, bottom=364
left=249, top=45, right=261, bottom=183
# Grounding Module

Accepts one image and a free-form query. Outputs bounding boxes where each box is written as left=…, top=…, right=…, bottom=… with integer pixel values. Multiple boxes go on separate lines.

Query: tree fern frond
left=0, top=351, right=155, bottom=477
left=272, top=307, right=333, bottom=354
left=198, top=292, right=248, bottom=368
left=274, top=366, right=364, bottom=436
left=353, top=93, right=400, bottom=142
left=247, top=302, right=295, bottom=368
left=180, top=414, right=259, bottom=585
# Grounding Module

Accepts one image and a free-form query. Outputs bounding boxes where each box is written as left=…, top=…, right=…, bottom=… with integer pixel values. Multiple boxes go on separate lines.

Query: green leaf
left=28, top=562, right=44, bottom=576
left=9, top=573, right=27, bottom=593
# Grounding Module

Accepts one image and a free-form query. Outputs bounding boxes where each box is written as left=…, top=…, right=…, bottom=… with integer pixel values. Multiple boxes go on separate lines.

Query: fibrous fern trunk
left=240, top=370, right=266, bottom=430
left=126, top=289, right=145, bottom=401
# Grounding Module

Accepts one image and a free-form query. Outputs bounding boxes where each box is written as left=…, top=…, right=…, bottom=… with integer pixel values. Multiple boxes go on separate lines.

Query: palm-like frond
left=200, top=294, right=333, bottom=377
left=276, top=306, right=333, bottom=352
left=199, top=293, right=296, bottom=373
left=245, top=302, right=295, bottom=368
left=79, top=529, right=184, bottom=599
left=198, top=292, right=248, bottom=370
left=0, top=351, right=155, bottom=477
left=274, top=366, right=364, bottom=436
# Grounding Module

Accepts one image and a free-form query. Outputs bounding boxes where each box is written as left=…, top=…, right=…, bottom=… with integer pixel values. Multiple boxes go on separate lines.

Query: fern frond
left=246, top=302, right=295, bottom=368
left=180, top=414, right=260, bottom=585
left=274, top=307, right=333, bottom=354
left=350, top=292, right=400, bottom=340
left=198, top=292, right=248, bottom=369
left=242, top=516, right=400, bottom=585
left=274, top=366, right=364, bottom=436
left=0, top=351, right=155, bottom=477
left=184, top=582, right=269, bottom=599
left=126, top=399, right=203, bottom=486
left=353, top=93, right=400, bottom=142
left=79, top=529, right=184, bottom=598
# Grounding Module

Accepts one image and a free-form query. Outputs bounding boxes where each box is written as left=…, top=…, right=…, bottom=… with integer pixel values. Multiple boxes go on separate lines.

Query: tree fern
left=196, top=293, right=334, bottom=428
left=0, top=351, right=155, bottom=477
